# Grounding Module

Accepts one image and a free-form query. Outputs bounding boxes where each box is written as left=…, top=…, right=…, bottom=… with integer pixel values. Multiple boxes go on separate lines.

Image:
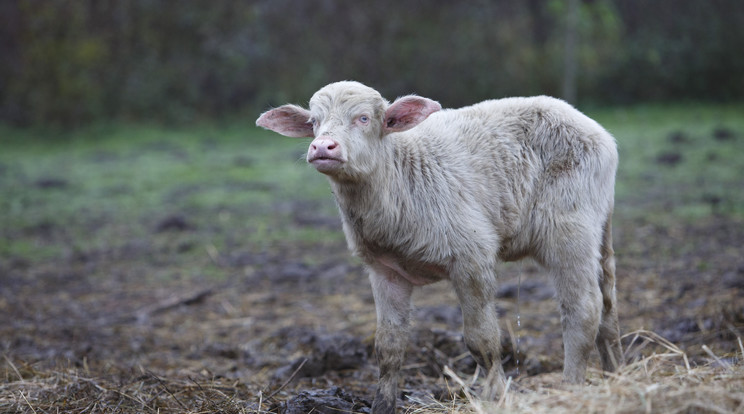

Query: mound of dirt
left=273, top=386, right=370, bottom=413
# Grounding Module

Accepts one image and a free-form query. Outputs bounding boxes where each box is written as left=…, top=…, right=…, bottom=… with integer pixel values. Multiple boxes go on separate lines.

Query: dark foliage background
left=1, top=0, right=742, bottom=126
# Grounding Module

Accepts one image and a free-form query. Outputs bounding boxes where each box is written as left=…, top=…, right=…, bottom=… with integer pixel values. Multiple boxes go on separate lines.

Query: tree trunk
left=562, top=0, right=579, bottom=104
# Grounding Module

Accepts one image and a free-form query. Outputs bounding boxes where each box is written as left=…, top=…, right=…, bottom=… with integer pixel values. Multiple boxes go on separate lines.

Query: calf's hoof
left=371, top=391, right=396, bottom=414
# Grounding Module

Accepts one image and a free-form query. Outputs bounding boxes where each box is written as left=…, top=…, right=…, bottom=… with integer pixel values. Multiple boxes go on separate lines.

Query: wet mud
left=1, top=206, right=743, bottom=411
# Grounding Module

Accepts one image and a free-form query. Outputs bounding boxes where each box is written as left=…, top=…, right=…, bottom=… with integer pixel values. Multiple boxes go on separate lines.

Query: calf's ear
left=256, top=105, right=314, bottom=137
left=383, top=96, right=442, bottom=133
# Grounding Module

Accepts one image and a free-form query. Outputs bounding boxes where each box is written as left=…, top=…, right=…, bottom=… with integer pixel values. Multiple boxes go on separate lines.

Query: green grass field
left=1, top=102, right=742, bottom=266
left=593, top=103, right=744, bottom=221
left=0, top=121, right=342, bottom=279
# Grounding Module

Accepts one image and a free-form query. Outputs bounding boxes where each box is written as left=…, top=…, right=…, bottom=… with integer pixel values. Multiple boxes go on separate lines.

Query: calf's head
left=256, top=81, right=441, bottom=180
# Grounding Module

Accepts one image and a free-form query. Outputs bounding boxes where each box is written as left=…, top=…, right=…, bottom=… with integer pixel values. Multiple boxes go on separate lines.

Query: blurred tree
left=562, top=0, right=579, bottom=104
left=600, top=0, right=744, bottom=103
left=0, top=0, right=741, bottom=126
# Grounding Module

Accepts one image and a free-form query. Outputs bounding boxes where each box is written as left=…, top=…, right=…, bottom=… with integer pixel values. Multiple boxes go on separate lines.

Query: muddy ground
left=1, top=191, right=743, bottom=413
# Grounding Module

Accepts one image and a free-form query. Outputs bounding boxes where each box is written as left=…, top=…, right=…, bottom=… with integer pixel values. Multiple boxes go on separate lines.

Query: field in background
left=595, top=103, right=744, bottom=220
left=1, top=103, right=743, bottom=413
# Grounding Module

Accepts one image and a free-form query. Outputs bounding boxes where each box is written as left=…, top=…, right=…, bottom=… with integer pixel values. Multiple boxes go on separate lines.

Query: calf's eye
left=359, top=115, right=369, bottom=124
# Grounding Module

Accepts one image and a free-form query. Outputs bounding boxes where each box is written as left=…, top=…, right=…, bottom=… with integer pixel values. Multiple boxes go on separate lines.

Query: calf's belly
left=375, top=255, right=448, bottom=286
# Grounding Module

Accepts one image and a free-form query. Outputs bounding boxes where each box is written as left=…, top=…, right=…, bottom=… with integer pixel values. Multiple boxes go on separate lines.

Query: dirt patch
left=273, top=387, right=371, bottom=413
left=271, top=330, right=369, bottom=382
left=1, top=211, right=743, bottom=412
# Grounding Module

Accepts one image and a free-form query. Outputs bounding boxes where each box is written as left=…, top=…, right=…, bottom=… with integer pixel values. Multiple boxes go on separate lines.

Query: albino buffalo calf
left=257, top=81, right=622, bottom=413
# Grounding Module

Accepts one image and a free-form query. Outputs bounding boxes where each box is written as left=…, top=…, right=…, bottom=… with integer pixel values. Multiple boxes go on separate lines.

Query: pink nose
left=309, top=137, right=341, bottom=159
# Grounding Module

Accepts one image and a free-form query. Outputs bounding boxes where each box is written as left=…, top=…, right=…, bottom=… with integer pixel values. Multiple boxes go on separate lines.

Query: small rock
left=713, top=127, right=735, bottom=141
left=656, top=151, right=682, bottom=166
left=273, top=332, right=368, bottom=381
left=156, top=214, right=193, bottom=232
left=277, top=387, right=370, bottom=414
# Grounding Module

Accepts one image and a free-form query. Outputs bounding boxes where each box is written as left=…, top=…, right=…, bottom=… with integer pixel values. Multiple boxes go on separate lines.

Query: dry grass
left=429, top=331, right=744, bottom=414
left=0, top=360, right=259, bottom=413
left=2, top=331, right=742, bottom=413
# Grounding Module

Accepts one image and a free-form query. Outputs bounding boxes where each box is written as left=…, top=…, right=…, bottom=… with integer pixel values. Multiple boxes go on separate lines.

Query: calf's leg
left=451, top=266, right=506, bottom=401
left=538, top=216, right=605, bottom=384
left=369, top=267, right=413, bottom=414
left=551, top=255, right=603, bottom=384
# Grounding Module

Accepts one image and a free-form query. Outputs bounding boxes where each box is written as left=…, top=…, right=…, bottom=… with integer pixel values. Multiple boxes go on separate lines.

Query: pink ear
left=256, top=104, right=314, bottom=137
left=383, top=96, right=442, bottom=133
